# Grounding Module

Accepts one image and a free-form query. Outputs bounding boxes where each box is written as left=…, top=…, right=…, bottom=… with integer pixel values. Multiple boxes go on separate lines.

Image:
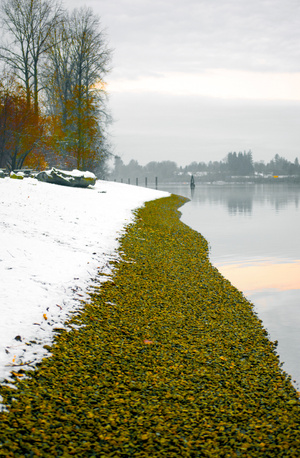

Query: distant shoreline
left=111, top=176, right=300, bottom=188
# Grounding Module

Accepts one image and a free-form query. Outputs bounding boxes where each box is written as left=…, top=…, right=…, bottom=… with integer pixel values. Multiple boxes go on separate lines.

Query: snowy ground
left=0, top=177, right=168, bottom=383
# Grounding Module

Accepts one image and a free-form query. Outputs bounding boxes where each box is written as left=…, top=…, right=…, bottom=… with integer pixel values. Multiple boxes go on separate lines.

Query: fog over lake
left=159, top=183, right=300, bottom=388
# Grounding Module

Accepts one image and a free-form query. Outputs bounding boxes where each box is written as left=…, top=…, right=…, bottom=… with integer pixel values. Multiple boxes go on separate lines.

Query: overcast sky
left=65, top=0, right=300, bottom=165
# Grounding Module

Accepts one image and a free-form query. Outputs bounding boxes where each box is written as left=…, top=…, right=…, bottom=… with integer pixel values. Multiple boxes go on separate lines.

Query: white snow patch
left=0, top=178, right=168, bottom=383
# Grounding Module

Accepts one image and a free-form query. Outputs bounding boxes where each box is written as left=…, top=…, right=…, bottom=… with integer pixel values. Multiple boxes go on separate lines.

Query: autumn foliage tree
left=0, top=0, right=111, bottom=175
left=0, top=74, right=47, bottom=171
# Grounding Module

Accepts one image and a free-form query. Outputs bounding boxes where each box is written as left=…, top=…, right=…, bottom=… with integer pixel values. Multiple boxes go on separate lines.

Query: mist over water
left=158, top=183, right=300, bottom=388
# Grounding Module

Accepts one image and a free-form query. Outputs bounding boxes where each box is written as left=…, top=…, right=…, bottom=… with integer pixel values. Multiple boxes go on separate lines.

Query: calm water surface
left=158, top=183, right=300, bottom=388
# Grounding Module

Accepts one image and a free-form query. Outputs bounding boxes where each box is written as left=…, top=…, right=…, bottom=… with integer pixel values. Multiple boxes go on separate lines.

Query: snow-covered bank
left=0, top=178, right=168, bottom=382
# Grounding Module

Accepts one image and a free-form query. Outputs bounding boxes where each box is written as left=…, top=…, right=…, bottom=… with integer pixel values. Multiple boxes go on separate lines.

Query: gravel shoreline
left=1, top=194, right=300, bottom=457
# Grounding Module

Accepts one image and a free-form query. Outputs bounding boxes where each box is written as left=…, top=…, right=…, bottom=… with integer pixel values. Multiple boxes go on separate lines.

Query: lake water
left=157, top=183, right=300, bottom=388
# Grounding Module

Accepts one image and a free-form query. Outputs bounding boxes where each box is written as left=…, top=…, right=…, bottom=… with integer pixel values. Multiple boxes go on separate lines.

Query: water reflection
left=160, top=183, right=300, bottom=214
left=217, top=259, right=300, bottom=292
left=228, top=196, right=252, bottom=215
left=190, top=186, right=195, bottom=199
left=249, top=288, right=300, bottom=388
left=160, top=183, right=300, bottom=388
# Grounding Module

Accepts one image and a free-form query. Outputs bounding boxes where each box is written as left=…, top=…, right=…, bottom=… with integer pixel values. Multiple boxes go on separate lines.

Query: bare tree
left=0, top=0, right=63, bottom=114
left=44, top=7, right=111, bottom=171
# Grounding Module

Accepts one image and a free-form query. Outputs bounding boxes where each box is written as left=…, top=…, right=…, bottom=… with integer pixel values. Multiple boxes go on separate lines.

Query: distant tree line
left=0, top=0, right=111, bottom=176
left=111, top=152, right=300, bottom=183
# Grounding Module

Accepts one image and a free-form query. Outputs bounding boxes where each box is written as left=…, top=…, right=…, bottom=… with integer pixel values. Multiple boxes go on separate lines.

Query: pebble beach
left=1, top=193, right=300, bottom=457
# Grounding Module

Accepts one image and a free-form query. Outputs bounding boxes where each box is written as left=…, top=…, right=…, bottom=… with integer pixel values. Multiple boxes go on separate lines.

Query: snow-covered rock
left=10, top=171, right=24, bottom=179
left=36, top=167, right=97, bottom=188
